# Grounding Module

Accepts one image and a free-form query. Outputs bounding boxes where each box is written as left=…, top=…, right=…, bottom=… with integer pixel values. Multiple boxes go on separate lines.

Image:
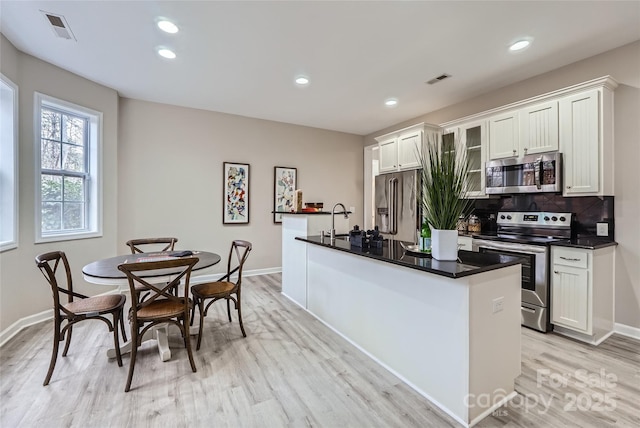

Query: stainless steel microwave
left=485, top=152, right=562, bottom=194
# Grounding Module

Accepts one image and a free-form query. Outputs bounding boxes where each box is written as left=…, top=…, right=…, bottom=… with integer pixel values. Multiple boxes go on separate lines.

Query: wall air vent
left=40, top=10, right=76, bottom=41
left=426, top=74, right=451, bottom=85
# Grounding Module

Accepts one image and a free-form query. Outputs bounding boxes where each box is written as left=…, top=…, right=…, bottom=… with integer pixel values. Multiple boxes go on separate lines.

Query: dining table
left=82, top=250, right=221, bottom=362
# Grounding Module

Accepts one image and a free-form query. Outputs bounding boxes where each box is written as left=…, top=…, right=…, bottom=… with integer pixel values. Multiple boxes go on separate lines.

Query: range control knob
left=544, top=216, right=550, bottom=221
left=551, top=216, right=558, bottom=221
left=559, top=216, right=566, bottom=222
left=507, top=215, right=512, bottom=220
left=500, top=215, right=506, bottom=220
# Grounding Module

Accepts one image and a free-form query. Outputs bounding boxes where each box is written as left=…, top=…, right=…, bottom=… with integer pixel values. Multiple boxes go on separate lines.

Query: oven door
left=472, top=239, right=549, bottom=307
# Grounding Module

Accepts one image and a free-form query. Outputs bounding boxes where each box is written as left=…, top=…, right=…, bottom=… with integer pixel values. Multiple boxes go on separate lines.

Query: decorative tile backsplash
left=471, top=195, right=615, bottom=240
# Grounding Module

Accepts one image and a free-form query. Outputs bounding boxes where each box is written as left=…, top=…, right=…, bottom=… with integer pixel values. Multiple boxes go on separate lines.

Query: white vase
left=431, top=229, right=459, bottom=261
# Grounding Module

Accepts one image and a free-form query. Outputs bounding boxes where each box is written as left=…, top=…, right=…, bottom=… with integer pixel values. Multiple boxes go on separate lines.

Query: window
left=0, top=74, right=18, bottom=251
left=35, top=93, right=102, bottom=242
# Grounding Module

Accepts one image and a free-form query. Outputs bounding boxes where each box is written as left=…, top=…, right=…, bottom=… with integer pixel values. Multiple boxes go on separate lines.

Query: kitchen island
left=285, top=235, right=522, bottom=427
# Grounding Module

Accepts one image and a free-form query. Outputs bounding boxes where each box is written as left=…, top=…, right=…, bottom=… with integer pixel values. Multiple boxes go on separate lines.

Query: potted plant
left=417, top=134, right=473, bottom=260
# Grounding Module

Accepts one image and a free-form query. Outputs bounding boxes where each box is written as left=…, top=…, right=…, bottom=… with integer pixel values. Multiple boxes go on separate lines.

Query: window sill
left=36, top=230, right=103, bottom=244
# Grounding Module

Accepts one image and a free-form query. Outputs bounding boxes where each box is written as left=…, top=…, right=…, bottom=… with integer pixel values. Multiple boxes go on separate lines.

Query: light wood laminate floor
left=1, top=273, right=638, bottom=427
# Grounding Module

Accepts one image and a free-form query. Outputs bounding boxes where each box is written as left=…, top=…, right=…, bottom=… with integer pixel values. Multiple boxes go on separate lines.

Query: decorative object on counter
left=419, top=222, right=431, bottom=253
left=467, top=214, right=481, bottom=233
left=293, top=189, right=303, bottom=212
left=457, top=215, right=468, bottom=233
left=348, top=225, right=384, bottom=249
left=223, top=162, right=250, bottom=224
left=273, top=166, right=297, bottom=223
left=417, top=134, right=472, bottom=260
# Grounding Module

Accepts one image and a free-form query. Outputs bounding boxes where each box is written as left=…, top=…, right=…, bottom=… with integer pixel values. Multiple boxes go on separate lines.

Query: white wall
left=365, top=40, right=640, bottom=330
left=0, top=35, right=120, bottom=331
left=117, top=98, right=364, bottom=274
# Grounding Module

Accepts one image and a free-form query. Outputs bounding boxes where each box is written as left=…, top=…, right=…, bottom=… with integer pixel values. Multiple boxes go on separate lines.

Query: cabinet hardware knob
left=524, top=148, right=528, bottom=153
left=513, top=149, right=517, bottom=155
left=554, top=271, right=559, bottom=274
left=566, top=186, right=571, bottom=189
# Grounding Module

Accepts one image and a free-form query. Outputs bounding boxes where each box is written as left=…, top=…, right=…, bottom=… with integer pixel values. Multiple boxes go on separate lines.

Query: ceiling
left=1, top=1, right=639, bottom=136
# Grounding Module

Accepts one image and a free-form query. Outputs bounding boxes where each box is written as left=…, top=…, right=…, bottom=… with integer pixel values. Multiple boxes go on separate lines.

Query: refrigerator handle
left=390, top=177, right=398, bottom=234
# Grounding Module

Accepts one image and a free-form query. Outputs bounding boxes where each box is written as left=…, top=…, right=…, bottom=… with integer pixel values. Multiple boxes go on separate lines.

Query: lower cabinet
left=458, top=235, right=473, bottom=251
left=550, top=246, right=615, bottom=345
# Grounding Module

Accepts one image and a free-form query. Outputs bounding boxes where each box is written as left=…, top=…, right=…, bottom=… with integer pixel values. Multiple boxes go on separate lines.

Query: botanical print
left=274, top=167, right=297, bottom=223
left=223, top=162, right=249, bottom=224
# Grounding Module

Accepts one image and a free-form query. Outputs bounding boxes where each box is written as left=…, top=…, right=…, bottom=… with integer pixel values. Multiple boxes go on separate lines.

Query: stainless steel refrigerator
left=374, top=170, right=421, bottom=243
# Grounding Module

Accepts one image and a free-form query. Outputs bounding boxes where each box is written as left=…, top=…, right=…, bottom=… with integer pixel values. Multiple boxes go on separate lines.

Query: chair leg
left=43, top=319, right=61, bottom=386
left=119, top=311, right=128, bottom=343
left=62, top=324, right=73, bottom=357
left=184, top=317, right=197, bottom=372
left=125, top=324, right=138, bottom=392
left=237, top=294, right=247, bottom=338
left=112, top=312, right=123, bottom=367
left=190, top=296, right=197, bottom=326
left=196, top=298, right=205, bottom=351
left=226, top=298, right=232, bottom=322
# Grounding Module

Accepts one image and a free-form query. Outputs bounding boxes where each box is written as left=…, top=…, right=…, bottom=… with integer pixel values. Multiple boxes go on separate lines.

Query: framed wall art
left=273, top=166, right=297, bottom=223
left=223, top=162, right=250, bottom=224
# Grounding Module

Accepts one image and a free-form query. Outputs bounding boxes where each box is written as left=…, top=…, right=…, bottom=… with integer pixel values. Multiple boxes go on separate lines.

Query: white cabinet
left=551, top=246, right=614, bottom=345
left=488, top=112, right=519, bottom=159
left=519, top=100, right=559, bottom=155
left=397, top=129, right=423, bottom=170
left=376, top=123, right=440, bottom=173
left=489, top=101, right=559, bottom=160
left=444, top=120, right=488, bottom=198
left=378, top=137, right=398, bottom=173
left=559, top=87, right=614, bottom=197
left=458, top=235, right=473, bottom=251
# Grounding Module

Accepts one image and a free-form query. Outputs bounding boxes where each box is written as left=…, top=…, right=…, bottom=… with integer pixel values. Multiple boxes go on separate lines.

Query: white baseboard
left=0, top=268, right=282, bottom=348
left=614, top=323, right=640, bottom=341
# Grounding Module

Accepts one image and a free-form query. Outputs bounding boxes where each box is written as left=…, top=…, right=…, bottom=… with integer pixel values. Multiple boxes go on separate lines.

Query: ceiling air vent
left=426, top=74, right=451, bottom=85
left=40, top=10, right=76, bottom=41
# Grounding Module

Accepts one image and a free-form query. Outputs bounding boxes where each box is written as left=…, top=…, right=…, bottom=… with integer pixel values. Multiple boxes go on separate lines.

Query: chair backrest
left=224, top=240, right=252, bottom=286
left=126, top=237, right=178, bottom=254
left=117, top=257, right=198, bottom=317
left=35, top=251, right=76, bottom=312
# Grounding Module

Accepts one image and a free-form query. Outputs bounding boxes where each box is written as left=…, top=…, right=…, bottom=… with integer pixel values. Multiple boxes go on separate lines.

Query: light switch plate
left=597, top=222, right=609, bottom=236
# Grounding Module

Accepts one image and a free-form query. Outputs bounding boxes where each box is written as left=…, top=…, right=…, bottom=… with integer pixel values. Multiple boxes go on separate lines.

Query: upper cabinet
left=519, top=100, right=559, bottom=156
left=559, top=88, right=615, bottom=197
left=440, top=75, right=616, bottom=198
left=488, top=112, right=519, bottom=159
left=376, top=123, right=440, bottom=173
left=444, top=120, right=488, bottom=198
left=488, top=100, right=559, bottom=160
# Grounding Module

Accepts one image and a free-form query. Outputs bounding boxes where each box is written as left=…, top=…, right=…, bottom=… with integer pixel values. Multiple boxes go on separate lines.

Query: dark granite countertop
left=296, top=235, right=523, bottom=279
left=552, top=238, right=618, bottom=250
left=272, top=211, right=351, bottom=215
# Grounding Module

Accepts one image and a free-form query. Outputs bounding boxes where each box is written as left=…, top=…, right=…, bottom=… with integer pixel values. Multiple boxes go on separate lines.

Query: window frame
left=34, top=92, right=103, bottom=243
left=0, top=74, right=19, bottom=252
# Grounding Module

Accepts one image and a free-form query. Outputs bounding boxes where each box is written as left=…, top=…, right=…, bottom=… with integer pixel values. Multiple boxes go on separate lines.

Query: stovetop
left=475, top=211, right=573, bottom=245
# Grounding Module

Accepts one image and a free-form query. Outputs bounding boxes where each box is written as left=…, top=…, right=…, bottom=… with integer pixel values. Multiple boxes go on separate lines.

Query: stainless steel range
left=472, top=211, right=572, bottom=332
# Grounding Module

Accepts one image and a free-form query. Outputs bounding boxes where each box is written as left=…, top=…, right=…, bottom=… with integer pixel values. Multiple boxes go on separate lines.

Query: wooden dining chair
left=190, top=240, right=252, bottom=350
left=125, top=237, right=179, bottom=301
left=118, top=257, right=198, bottom=392
left=35, top=251, right=126, bottom=386
left=125, top=237, right=178, bottom=254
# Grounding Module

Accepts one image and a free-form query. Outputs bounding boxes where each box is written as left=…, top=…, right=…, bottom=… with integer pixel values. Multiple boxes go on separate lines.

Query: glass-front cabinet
left=443, top=120, right=488, bottom=199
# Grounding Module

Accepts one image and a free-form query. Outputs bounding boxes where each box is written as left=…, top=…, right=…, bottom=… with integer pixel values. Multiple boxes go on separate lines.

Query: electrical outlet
left=492, top=297, right=504, bottom=313
left=597, top=222, right=609, bottom=237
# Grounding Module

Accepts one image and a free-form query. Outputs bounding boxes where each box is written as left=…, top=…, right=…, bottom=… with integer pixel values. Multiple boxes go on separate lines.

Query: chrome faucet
left=330, top=203, right=349, bottom=240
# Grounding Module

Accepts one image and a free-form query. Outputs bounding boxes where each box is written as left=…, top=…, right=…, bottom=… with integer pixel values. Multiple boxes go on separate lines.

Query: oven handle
left=473, top=239, right=547, bottom=254
left=521, top=306, right=536, bottom=314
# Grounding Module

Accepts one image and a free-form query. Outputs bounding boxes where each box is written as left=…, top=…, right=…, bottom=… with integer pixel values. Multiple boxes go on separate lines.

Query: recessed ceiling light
left=509, top=39, right=531, bottom=52
left=157, top=20, right=179, bottom=34
left=157, top=48, right=176, bottom=59
left=295, top=76, right=309, bottom=86
left=385, top=98, right=398, bottom=107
